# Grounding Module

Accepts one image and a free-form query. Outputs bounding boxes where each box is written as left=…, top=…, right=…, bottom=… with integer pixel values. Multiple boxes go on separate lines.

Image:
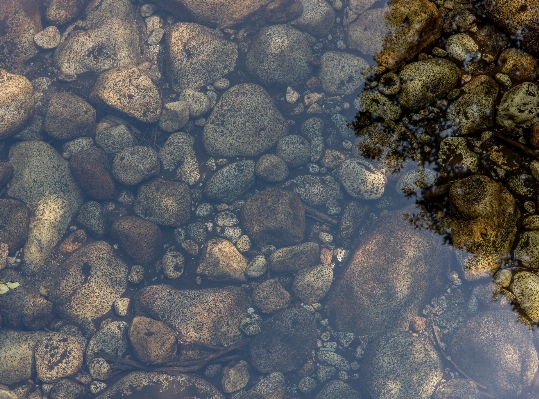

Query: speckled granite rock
left=291, top=0, right=334, bottom=37
left=247, top=24, right=311, bottom=86
left=326, top=205, right=449, bottom=337
left=45, top=92, right=95, bottom=140
left=48, top=241, right=128, bottom=324
left=54, top=0, right=142, bottom=80
left=135, top=285, right=252, bottom=347
left=111, top=216, right=162, bottom=265
left=0, top=199, right=29, bottom=254
left=319, top=51, right=369, bottom=95
left=0, top=69, right=34, bottom=139
left=150, top=0, right=273, bottom=28
left=8, top=141, right=83, bottom=275
left=448, top=310, right=538, bottom=398
left=91, top=66, right=161, bottom=123
left=0, top=329, right=47, bottom=385
left=96, top=371, right=224, bottom=399
left=204, top=160, right=255, bottom=203
left=166, top=22, right=237, bottom=90
left=128, top=316, right=177, bottom=365
left=360, top=331, right=443, bottom=399
left=35, top=333, right=84, bottom=382
left=204, top=84, right=288, bottom=157
left=197, top=238, right=248, bottom=282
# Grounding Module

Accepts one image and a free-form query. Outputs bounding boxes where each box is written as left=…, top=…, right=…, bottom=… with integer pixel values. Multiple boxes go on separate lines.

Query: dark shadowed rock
left=96, top=371, right=224, bottom=399
left=448, top=310, right=538, bottom=398
left=0, top=199, right=29, bottom=253
left=46, top=0, right=85, bottom=25
left=0, top=269, right=53, bottom=329
left=45, top=92, right=96, bottom=140
left=0, top=329, right=47, bottom=385
left=242, top=188, right=305, bottom=247
left=70, top=147, right=115, bottom=201
left=77, top=201, right=106, bottom=238
left=326, top=205, right=450, bottom=338
left=133, top=179, right=191, bottom=227
left=111, top=216, right=161, bottom=265
left=269, top=242, right=319, bottom=274
left=135, top=285, right=252, bottom=347
left=0, top=162, right=13, bottom=189
left=249, top=307, right=317, bottom=373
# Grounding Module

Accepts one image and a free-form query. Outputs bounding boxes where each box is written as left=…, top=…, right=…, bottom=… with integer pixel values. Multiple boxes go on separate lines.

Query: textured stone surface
left=166, top=22, right=237, bottom=91
left=91, top=66, right=161, bottom=123
left=249, top=308, right=317, bottom=373
left=112, top=146, right=160, bottom=186
left=0, top=330, right=46, bottom=385
left=246, top=24, right=311, bottom=87
left=134, top=179, right=191, bottom=227
left=204, top=84, right=288, bottom=157
left=242, top=188, right=306, bottom=247
left=319, top=51, right=369, bottom=95
left=136, top=285, right=252, bottom=347
left=96, top=371, right=224, bottom=399
left=0, top=199, right=29, bottom=254
left=128, top=316, right=177, bottom=365
left=35, top=333, right=84, bottom=382
left=54, top=0, right=142, bottom=80
left=48, top=241, right=128, bottom=324
left=326, top=206, right=449, bottom=337
left=361, top=331, right=443, bottom=399
left=45, top=92, right=95, bottom=140
left=8, top=141, right=83, bottom=274
left=69, top=147, right=115, bottom=201
left=197, top=238, right=248, bottom=282
left=111, top=216, right=161, bottom=265
left=448, top=310, right=538, bottom=398
left=0, top=69, right=34, bottom=139
left=46, top=0, right=85, bottom=25
left=204, top=160, right=255, bottom=203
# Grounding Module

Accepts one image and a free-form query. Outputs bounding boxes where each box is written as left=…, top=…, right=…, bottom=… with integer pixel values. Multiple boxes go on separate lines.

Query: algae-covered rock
left=496, top=82, right=539, bottom=129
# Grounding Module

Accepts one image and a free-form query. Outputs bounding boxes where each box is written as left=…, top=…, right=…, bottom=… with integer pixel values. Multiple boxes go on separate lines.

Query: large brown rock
left=128, top=316, right=177, bottom=365
left=69, top=147, right=115, bottom=201
left=242, top=188, right=305, bottom=247
left=325, top=205, right=450, bottom=338
left=448, top=310, right=538, bottom=398
left=48, top=241, right=128, bottom=324
left=151, top=0, right=273, bottom=28
left=346, top=0, right=442, bottom=70
left=45, top=92, right=96, bottom=140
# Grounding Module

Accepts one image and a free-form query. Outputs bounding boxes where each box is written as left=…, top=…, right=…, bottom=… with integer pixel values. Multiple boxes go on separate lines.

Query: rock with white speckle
left=336, top=159, right=386, bottom=200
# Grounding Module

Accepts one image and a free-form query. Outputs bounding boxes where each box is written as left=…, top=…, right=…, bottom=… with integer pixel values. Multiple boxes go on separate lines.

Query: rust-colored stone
left=530, top=124, right=539, bottom=148
left=59, top=230, right=87, bottom=254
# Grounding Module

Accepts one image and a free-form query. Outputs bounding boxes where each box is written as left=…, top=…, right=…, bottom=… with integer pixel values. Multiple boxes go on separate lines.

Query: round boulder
left=69, top=147, right=115, bottom=201
left=112, top=146, right=160, bottom=186
left=246, top=24, right=311, bottom=87
left=203, top=84, right=288, bottom=157
left=128, top=316, right=177, bottom=365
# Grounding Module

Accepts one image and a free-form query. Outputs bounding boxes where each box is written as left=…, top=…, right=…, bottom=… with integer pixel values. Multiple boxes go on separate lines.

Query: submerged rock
left=249, top=307, right=317, bottom=373
left=54, top=0, right=142, bottom=80
left=0, top=329, right=47, bottom=385
left=48, top=241, right=128, bottom=325
left=166, top=22, right=237, bottom=91
left=347, top=0, right=442, bottom=70
left=448, top=310, right=538, bottom=398
left=96, top=371, right=224, bottom=399
left=8, top=141, right=83, bottom=275
left=204, top=84, right=288, bottom=157
left=0, top=69, right=34, bottom=139
left=242, top=188, right=305, bottom=247
left=360, top=331, right=443, bottom=399
left=246, top=24, right=311, bottom=87
left=326, top=205, right=449, bottom=337
left=449, top=175, right=518, bottom=280
left=135, top=285, right=252, bottom=347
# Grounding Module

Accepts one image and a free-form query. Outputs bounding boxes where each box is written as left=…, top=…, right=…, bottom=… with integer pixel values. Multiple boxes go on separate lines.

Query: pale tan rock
left=0, top=69, right=34, bottom=139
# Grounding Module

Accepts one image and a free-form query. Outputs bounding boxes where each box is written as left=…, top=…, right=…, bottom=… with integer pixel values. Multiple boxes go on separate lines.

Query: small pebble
left=113, top=298, right=130, bottom=317
left=128, top=265, right=145, bottom=284
left=236, top=235, right=251, bottom=252
left=34, top=26, right=61, bottom=49
left=213, top=78, right=230, bottom=90
left=140, top=3, right=156, bottom=17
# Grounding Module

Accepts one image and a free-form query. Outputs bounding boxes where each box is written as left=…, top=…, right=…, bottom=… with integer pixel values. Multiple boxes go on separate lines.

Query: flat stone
left=35, top=333, right=84, bottom=382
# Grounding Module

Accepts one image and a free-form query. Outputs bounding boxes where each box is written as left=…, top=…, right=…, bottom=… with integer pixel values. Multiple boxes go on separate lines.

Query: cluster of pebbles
left=2, top=0, right=539, bottom=398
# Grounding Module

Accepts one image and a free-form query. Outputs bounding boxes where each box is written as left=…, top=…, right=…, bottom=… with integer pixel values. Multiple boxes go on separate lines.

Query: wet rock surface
left=204, top=83, right=287, bottom=157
